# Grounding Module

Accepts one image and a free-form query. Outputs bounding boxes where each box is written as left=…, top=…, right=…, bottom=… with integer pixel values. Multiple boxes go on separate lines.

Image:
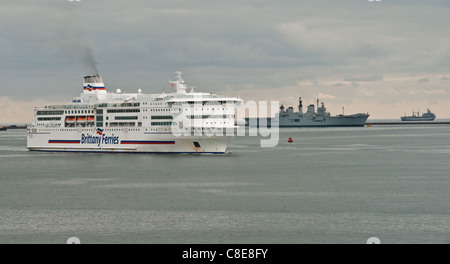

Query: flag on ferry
left=96, top=128, right=103, bottom=135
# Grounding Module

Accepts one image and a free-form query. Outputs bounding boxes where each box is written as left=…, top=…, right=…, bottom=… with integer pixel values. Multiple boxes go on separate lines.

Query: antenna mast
left=317, top=93, right=319, bottom=109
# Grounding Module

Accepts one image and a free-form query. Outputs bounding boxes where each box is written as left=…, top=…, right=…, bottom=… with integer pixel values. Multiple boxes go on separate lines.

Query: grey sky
left=1, top=0, right=449, bottom=122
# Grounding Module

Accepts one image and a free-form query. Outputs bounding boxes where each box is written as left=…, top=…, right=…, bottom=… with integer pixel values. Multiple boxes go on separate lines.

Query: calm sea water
left=0, top=125, right=449, bottom=244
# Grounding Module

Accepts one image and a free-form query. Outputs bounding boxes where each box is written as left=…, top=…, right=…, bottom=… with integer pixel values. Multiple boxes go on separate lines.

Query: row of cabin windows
left=145, top=128, right=169, bottom=132
left=183, top=108, right=230, bottom=111
left=37, top=120, right=229, bottom=128
left=143, top=109, right=171, bottom=112
left=151, top=122, right=174, bottom=126
left=37, top=105, right=232, bottom=116
left=115, top=116, right=138, bottom=120
left=142, top=102, right=165, bottom=106
left=104, top=128, right=141, bottom=131
left=36, top=123, right=62, bottom=127
left=96, top=122, right=147, bottom=128
left=62, top=120, right=185, bottom=128
left=37, top=110, right=64, bottom=115
left=172, top=101, right=234, bottom=105
left=37, top=110, right=98, bottom=115
left=65, top=110, right=93, bottom=115
left=97, top=103, right=140, bottom=108
left=99, top=116, right=140, bottom=121
left=188, top=115, right=235, bottom=119
left=38, top=119, right=231, bottom=126
left=37, top=117, right=62, bottom=121
left=151, top=116, right=173, bottom=120
left=107, top=109, right=140, bottom=113
left=108, top=122, right=141, bottom=127
left=36, top=128, right=142, bottom=132
left=205, top=121, right=231, bottom=125
left=98, top=115, right=172, bottom=121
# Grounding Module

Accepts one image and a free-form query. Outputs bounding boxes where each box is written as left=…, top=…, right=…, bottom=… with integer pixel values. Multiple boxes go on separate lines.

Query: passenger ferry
left=27, top=72, right=242, bottom=154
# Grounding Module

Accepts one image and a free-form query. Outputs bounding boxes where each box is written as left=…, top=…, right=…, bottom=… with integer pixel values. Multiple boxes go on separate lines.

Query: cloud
left=343, top=75, right=383, bottom=83
left=423, top=90, right=447, bottom=95
left=357, top=89, right=376, bottom=97
left=317, top=93, right=336, bottom=99
left=417, top=77, right=429, bottom=83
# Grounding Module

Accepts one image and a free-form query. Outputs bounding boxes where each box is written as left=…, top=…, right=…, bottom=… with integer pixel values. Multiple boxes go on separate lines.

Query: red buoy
left=288, top=137, right=293, bottom=143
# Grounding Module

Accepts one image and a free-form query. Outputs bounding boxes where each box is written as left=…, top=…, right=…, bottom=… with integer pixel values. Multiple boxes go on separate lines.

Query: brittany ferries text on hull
left=27, top=72, right=242, bottom=154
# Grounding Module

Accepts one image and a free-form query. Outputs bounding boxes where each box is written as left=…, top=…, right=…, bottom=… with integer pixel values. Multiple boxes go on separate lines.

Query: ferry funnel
left=83, top=75, right=106, bottom=94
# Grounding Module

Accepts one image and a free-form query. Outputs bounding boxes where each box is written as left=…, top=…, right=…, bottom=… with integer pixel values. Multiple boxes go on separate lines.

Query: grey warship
left=246, top=97, right=369, bottom=127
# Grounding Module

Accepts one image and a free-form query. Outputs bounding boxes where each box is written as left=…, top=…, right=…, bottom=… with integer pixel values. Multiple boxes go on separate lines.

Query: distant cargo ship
left=246, top=97, right=369, bottom=127
left=401, top=109, right=436, bottom=121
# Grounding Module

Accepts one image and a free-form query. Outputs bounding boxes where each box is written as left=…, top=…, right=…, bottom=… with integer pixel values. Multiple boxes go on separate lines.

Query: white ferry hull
left=27, top=129, right=234, bottom=154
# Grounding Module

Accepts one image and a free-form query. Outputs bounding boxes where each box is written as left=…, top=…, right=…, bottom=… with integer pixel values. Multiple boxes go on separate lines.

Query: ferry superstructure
left=27, top=72, right=242, bottom=154
left=246, top=97, right=369, bottom=127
